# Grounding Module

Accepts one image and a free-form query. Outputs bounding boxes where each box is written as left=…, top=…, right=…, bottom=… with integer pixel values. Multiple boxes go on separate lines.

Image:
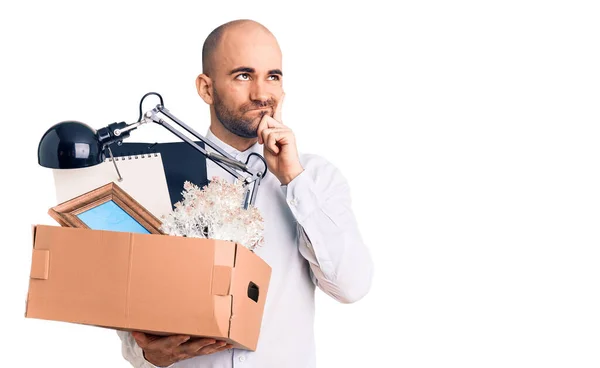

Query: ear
left=196, top=74, right=213, bottom=105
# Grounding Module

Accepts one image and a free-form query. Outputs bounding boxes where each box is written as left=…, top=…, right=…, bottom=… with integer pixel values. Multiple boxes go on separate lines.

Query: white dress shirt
left=118, top=129, right=373, bottom=368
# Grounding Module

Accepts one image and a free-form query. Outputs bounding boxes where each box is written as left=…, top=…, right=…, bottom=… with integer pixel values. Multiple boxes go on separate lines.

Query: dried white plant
left=160, top=176, right=264, bottom=251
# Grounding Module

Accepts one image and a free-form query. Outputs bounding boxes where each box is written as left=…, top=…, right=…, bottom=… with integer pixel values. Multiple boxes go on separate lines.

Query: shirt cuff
left=282, top=169, right=319, bottom=222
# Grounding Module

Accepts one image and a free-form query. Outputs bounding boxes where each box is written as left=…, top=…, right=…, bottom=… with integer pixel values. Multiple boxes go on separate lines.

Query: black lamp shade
left=38, top=121, right=104, bottom=169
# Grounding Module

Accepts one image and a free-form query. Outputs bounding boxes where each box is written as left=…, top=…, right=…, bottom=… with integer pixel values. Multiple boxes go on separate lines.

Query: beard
left=213, top=87, right=275, bottom=139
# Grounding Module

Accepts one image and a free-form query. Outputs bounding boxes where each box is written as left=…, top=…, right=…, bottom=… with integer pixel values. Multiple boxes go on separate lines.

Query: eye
left=268, top=75, right=281, bottom=81
left=236, top=73, right=251, bottom=81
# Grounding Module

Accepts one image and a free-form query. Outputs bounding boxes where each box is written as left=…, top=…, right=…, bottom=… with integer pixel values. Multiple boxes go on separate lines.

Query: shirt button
left=239, top=355, right=246, bottom=362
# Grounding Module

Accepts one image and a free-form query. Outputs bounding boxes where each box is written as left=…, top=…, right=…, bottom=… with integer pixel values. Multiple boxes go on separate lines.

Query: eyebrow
left=229, top=66, right=283, bottom=76
left=229, top=66, right=255, bottom=75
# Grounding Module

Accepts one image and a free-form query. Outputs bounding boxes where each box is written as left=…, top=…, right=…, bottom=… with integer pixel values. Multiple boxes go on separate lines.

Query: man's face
left=209, top=28, right=283, bottom=138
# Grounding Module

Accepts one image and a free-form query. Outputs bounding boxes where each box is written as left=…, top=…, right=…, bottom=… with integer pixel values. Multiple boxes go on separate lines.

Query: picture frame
left=48, top=182, right=164, bottom=235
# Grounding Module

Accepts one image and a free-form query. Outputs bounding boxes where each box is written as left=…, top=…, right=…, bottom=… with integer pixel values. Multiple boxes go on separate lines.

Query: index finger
left=139, top=333, right=191, bottom=350
left=163, top=335, right=192, bottom=349
left=257, top=113, right=269, bottom=145
left=274, top=91, right=285, bottom=122
left=179, top=338, right=220, bottom=354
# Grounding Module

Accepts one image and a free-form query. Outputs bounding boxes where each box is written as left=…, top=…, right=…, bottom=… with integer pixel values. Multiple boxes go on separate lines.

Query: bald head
left=195, top=19, right=284, bottom=143
left=202, top=19, right=279, bottom=76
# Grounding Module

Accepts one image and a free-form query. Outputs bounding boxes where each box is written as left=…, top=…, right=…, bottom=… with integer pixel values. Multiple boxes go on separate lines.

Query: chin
left=238, top=120, right=261, bottom=139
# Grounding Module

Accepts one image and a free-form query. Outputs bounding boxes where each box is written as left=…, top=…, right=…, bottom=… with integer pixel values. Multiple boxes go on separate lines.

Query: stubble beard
left=212, top=88, right=273, bottom=139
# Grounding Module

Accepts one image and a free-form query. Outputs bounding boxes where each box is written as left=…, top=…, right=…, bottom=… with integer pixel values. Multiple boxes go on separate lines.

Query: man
left=118, top=19, right=373, bottom=368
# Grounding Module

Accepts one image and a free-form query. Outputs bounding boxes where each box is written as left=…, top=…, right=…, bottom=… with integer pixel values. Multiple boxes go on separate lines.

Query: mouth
left=245, top=108, right=272, bottom=116
left=246, top=107, right=271, bottom=112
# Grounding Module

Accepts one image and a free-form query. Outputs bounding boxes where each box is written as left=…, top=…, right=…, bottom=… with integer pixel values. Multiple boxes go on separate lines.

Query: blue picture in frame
left=77, top=200, right=151, bottom=234
left=48, top=182, right=164, bottom=235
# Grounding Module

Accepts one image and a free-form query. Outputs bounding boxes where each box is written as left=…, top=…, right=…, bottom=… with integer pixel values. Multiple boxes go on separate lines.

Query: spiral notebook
left=52, top=141, right=209, bottom=220
left=52, top=151, right=173, bottom=219
left=107, top=141, right=209, bottom=209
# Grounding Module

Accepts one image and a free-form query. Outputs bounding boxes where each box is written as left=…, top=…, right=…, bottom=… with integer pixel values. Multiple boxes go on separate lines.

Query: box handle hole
left=247, top=282, right=259, bottom=302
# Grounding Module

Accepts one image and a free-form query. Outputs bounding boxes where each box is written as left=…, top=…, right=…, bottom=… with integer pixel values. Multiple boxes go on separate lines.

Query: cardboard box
left=25, top=225, right=271, bottom=351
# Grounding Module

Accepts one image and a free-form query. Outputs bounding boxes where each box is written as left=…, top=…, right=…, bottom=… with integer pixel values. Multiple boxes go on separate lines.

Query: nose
left=249, top=80, right=270, bottom=104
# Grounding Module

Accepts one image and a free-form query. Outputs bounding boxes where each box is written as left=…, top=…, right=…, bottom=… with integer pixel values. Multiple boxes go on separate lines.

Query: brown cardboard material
left=25, top=225, right=271, bottom=351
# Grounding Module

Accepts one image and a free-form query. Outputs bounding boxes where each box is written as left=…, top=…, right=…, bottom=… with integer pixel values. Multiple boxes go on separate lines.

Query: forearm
left=284, top=160, right=374, bottom=303
left=296, top=203, right=373, bottom=303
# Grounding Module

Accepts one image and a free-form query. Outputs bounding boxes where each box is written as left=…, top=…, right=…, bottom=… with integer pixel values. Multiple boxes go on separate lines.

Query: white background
left=1, top=0, right=599, bottom=367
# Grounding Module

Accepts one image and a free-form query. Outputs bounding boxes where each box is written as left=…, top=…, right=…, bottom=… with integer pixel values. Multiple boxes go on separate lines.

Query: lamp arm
left=155, top=106, right=264, bottom=175
left=109, top=97, right=267, bottom=208
left=157, top=107, right=237, bottom=163
left=144, top=110, right=246, bottom=182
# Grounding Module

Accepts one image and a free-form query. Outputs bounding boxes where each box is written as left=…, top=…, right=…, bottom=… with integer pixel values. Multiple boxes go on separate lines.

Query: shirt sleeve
left=280, top=154, right=374, bottom=303
left=117, top=330, right=174, bottom=368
